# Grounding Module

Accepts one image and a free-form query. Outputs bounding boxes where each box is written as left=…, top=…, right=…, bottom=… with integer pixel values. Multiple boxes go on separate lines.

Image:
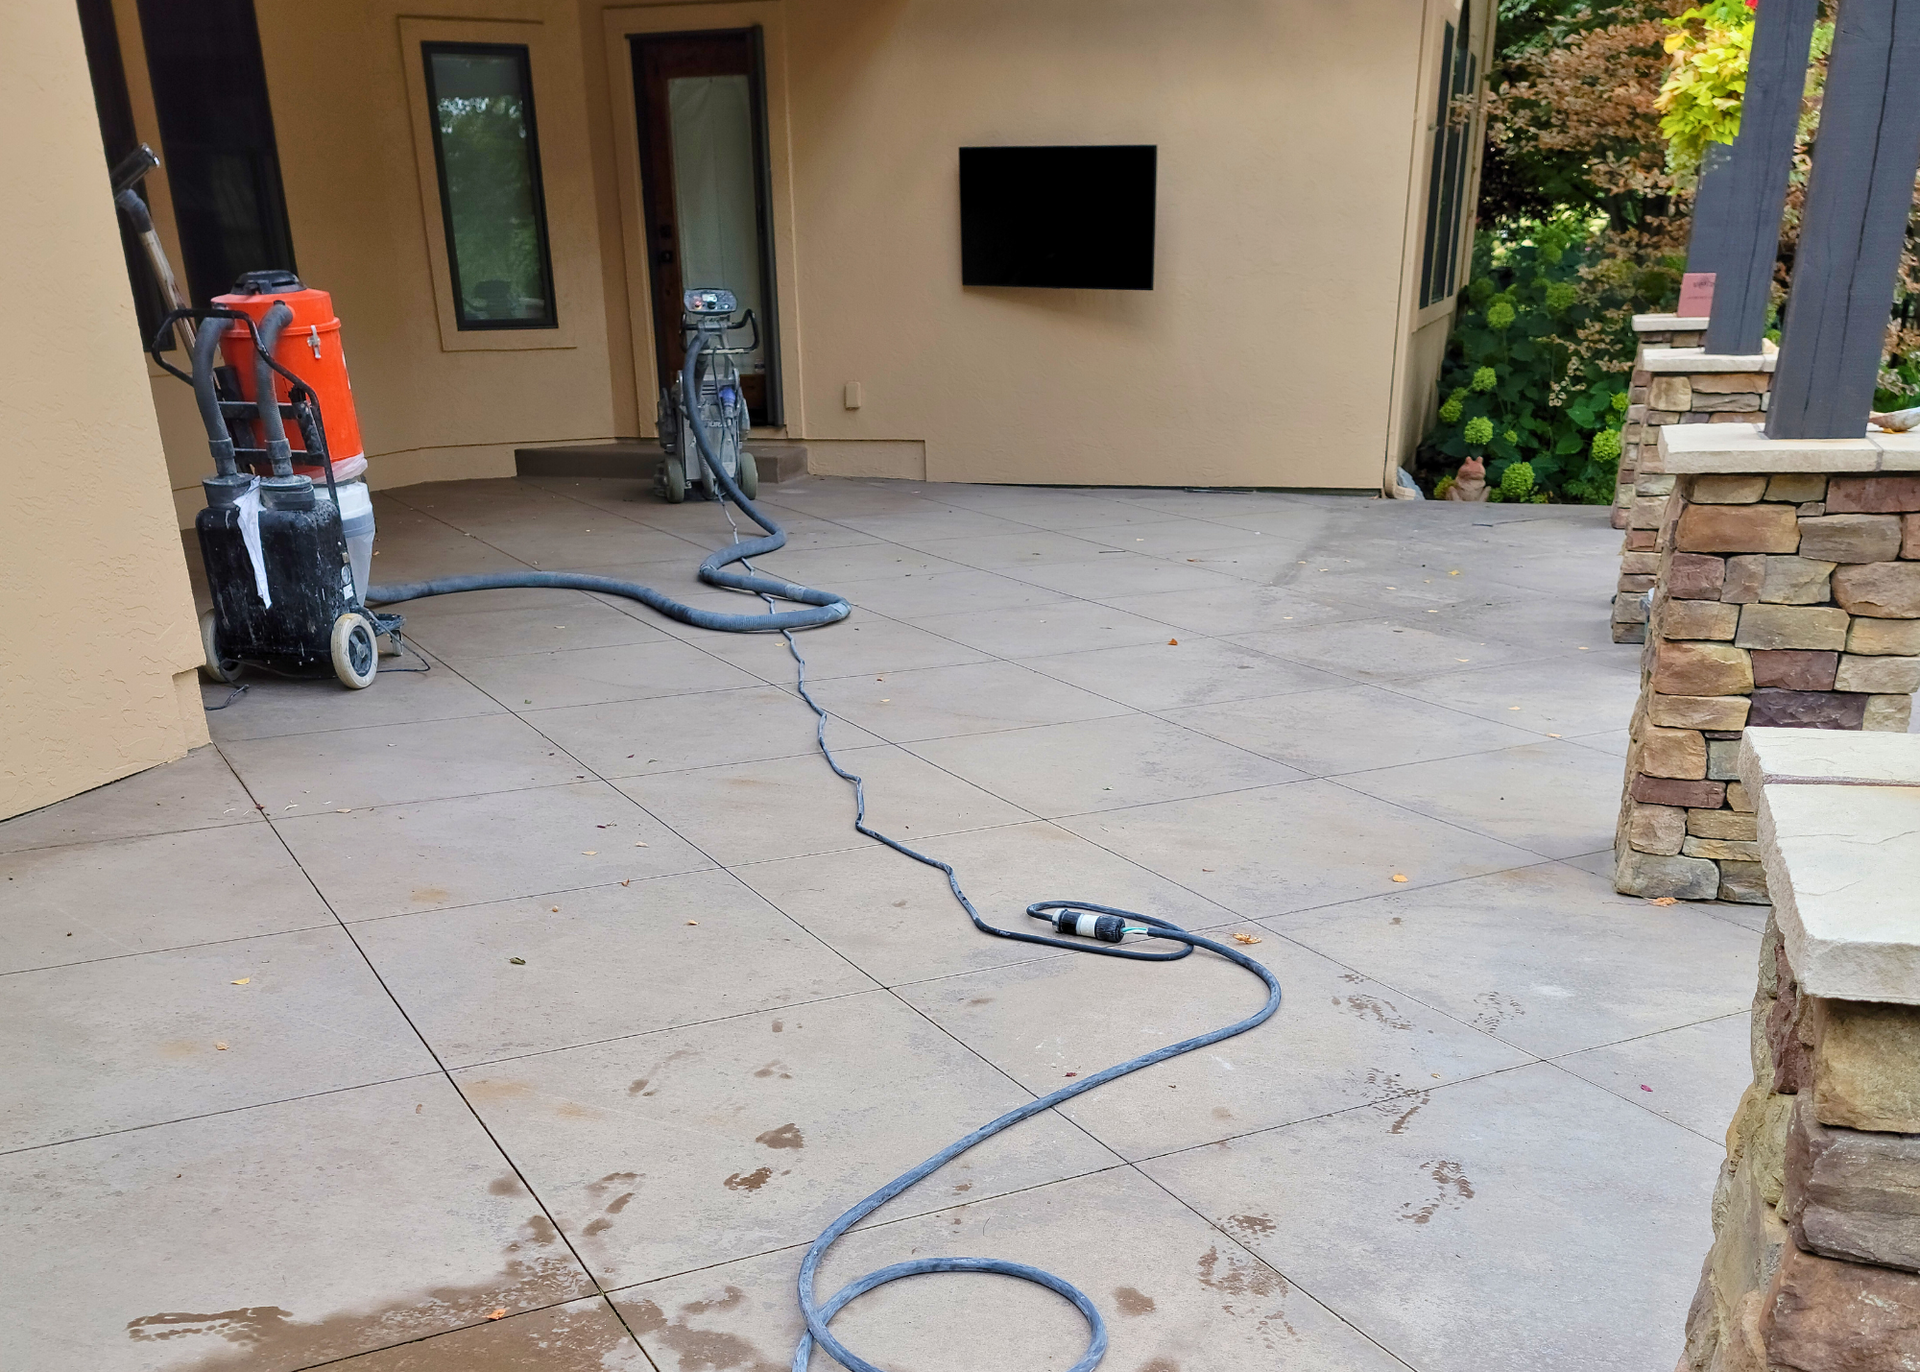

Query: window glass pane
left=424, top=45, right=556, bottom=328
left=668, top=75, right=767, bottom=378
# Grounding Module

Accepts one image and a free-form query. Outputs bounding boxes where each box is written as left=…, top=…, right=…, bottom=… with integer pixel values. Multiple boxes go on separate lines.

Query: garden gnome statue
left=1443, top=456, right=1488, bottom=501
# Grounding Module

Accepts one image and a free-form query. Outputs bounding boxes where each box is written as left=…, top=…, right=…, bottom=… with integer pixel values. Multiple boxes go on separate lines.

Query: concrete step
left=514, top=441, right=808, bottom=484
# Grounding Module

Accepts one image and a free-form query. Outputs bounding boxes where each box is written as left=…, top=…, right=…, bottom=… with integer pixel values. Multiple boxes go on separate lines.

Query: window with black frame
left=1418, top=7, right=1478, bottom=310
left=421, top=42, right=557, bottom=329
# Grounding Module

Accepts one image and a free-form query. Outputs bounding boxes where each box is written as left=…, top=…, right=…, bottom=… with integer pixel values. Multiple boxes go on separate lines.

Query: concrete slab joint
left=1679, top=735, right=1920, bottom=1371
left=1615, top=435, right=1920, bottom=906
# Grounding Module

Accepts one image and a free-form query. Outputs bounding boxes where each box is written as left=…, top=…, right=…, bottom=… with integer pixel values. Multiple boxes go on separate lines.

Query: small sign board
left=1677, top=272, right=1716, bottom=319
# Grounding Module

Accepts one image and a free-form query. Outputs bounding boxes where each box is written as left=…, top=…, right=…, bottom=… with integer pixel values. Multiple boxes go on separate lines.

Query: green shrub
left=1419, top=216, right=1667, bottom=502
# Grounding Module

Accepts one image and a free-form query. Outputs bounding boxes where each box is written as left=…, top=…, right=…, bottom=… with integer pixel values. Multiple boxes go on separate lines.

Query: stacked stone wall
left=1616, top=474, right=1920, bottom=902
left=1614, top=322, right=1704, bottom=530
left=1614, top=349, right=1777, bottom=643
left=1680, top=924, right=1920, bottom=1371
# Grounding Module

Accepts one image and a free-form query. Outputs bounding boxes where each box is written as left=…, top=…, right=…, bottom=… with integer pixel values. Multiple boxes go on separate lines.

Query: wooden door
left=631, top=29, right=778, bottom=425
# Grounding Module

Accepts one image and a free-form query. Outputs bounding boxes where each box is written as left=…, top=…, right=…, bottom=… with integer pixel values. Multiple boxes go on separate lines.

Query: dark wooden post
left=1686, top=141, right=1738, bottom=282
left=1700, top=0, right=1822, bottom=355
left=1767, top=0, right=1920, bottom=438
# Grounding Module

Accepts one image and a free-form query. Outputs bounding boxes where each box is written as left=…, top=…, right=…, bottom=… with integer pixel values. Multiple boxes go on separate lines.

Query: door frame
left=604, top=2, right=800, bottom=437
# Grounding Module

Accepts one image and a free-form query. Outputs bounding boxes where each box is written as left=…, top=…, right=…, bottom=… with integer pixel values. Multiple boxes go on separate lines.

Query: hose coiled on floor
left=367, top=335, right=848, bottom=633
left=764, top=592, right=1282, bottom=1372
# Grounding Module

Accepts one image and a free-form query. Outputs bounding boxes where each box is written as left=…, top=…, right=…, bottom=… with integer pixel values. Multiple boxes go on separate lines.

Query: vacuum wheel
left=662, top=455, right=687, bottom=503
left=198, top=610, right=239, bottom=684
left=330, top=612, right=378, bottom=690
left=737, top=450, right=759, bottom=501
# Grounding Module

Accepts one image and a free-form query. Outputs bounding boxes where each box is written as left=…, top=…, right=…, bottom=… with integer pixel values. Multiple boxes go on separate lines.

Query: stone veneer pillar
left=1613, top=342, right=1779, bottom=643
left=1680, top=729, right=1920, bottom=1372
left=1616, top=423, right=1920, bottom=903
left=1614, top=313, right=1708, bottom=529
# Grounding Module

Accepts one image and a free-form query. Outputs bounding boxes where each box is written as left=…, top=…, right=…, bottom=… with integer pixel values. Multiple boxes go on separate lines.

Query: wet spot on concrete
left=681, top=1286, right=747, bottom=1316
left=124, top=1252, right=594, bottom=1370
left=624, top=1295, right=784, bottom=1372
left=583, top=1217, right=614, bottom=1237
left=523, top=1215, right=559, bottom=1247
left=1400, top=1159, right=1475, bottom=1224
left=486, top=1174, right=520, bottom=1195
left=1338, top=994, right=1412, bottom=1030
left=752, top=1061, right=792, bottom=1080
left=771, top=1020, right=783, bottom=1033
left=1140, top=1360, right=1181, bottom=1372
left=724, top=1167, right=773, bottom=1192
left=606, top=1191, right=636, bottom=1214
left=1226, top=1214, right=1275, bottom=1237
left=409, top=887, right=450, bottom=905
left=1211, top=1106, right=1233, bottom=1121
left=1362, top=1068, right=1431, bottom=1134
left=755, top=1122, right=804, bottom=1151
left=1470, top=991, right=1524, bottom=1033
left=628, top=1078, right=650, bottom=1096
left=967, top=997, right=994, bottom=1006
left=1112, top=1286, right=1157, bottom=1316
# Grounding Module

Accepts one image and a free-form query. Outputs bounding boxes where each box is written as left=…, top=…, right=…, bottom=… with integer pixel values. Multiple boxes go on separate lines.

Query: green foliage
left=1656, top=2, right=1753, bottom=179
left=1418, top=219, right=1642, bottom=502
left=1500, top=461, right=1537, bottom=499
left=1878, top=358, right=1920, bottom=413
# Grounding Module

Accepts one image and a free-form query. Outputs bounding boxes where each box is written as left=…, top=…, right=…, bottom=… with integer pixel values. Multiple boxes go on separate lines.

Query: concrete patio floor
left=1, top=475, right=1764, bottom=1372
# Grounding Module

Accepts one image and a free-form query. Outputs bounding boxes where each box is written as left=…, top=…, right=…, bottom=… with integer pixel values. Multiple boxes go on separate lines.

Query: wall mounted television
left=959, top=145, right=1156, bottom=290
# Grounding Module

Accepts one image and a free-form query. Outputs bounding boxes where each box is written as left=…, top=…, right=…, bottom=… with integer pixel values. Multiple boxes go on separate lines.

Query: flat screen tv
left=960, top=145, right=1155, bottom=290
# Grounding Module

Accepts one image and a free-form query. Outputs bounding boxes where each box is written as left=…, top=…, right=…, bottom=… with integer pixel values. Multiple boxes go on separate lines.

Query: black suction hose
left=190, top=317, right=237, bottom=476
left=366, top=333, right=850, bottom=633
left=253, top=302, right=296, bottom=478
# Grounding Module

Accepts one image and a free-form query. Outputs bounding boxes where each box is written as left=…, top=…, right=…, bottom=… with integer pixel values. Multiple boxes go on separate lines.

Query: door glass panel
left=424, top=44, right=557, bottom=328
left=668, top=75, right=766, bottom=380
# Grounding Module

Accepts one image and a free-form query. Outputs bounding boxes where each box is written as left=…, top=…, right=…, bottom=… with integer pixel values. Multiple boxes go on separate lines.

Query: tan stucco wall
left=0, top=3, right=208, bottom=821
left=589, top=0, right=1435, bottom=490
left=112, top=0, right=1464, bottom=514
left=109, top=0, right=630, bottom=524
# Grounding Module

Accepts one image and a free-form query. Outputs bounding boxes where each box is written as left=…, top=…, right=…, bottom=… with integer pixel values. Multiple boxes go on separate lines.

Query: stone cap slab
left=1738, top=728, right=1920, bottom=1006
left=1641, top=345, right=1779, bottom=374
left=1651, top=424, right=1895, bottom=475
left=1634, top=313, right=1710, bottom=332
left=1741, top=729, right=1920, bottom=787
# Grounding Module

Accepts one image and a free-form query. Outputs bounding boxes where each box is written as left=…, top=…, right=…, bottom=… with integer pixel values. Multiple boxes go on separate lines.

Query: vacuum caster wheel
left=662, top=456, right=687, bottom=503
left=737, top=450, right=759, bottom=501
left=330, top=612, right=378, bottom=690
left=199, top=610, right=239, bottom=684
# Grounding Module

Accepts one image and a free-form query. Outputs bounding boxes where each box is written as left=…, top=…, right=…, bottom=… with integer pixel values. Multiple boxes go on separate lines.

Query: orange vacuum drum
left=214, top=274, right=365, bottom=477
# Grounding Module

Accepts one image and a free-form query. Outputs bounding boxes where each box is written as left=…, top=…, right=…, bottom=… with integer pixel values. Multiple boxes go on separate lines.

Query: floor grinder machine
left=152, top=276, right=400, bottom=690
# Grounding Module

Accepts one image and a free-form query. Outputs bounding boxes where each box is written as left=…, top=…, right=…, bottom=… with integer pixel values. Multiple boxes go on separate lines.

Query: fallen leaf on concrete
left=634, top=841, right=648, bottom=848
left=1391, top=874, right=1409, bottom=883
left=582, top=850, right=597, bottom=856
left=488, top=1308, right=507, bottom=1321
left=231, top=978, right=250, bottom=986
left=620, top=880, right=631, bottom=887
left=509, top=957, right=525, bottom=965
left=1232, top=932, right=1262, bottom=945
left=1167, top=639, right=1179, bottom=646
left=1640, top=1084, right=1654, bottom=1092
left=687, top=920, right=699, bottom=926
left=1650, top=897, right=1678, bottom=907
left=215, top=1042, right=229, bottom=1051
left=550, top=906, right=560, bottom=913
